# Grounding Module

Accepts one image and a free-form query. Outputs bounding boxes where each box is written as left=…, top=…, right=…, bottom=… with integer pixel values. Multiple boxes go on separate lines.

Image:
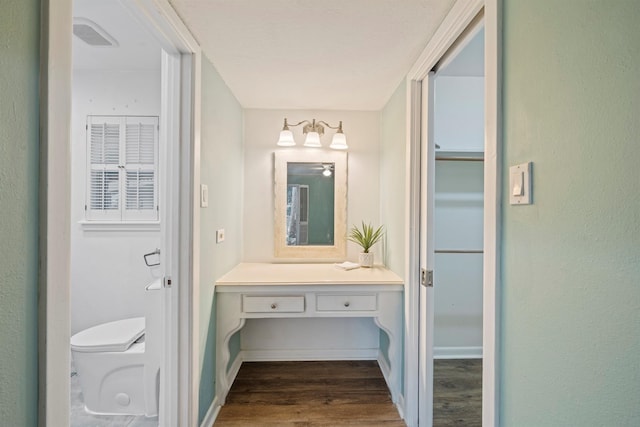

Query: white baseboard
left=377, top=351, right=403, bottom=421
left=240, top=348, right=378, bottom=361
left=213, top=353, right=244, bottom=424
left=199, top=395, right=220, bottom=427
left=226, top=354, right=243, bottom=387
left=434, top=346, right=483, bottom=359
left=396, top=393, right=406, bottom=421
left=377, top=351, right=392, bottom=393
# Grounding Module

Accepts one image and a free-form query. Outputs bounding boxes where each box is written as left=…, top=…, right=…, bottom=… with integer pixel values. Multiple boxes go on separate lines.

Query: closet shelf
left=435, top=192, right=483, bottom=202
left=436, top=150, right=484, bottom=162
left=435, top=249, right=483, bottom=254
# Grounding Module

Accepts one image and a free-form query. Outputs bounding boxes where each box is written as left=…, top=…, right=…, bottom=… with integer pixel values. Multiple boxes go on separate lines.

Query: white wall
left=434, top=76, right=484, bottom=152
left=240, top=108, right=382, bottom=356
left=198, top=56, right=245, bottom=421
left=240, top=318, right=380, bottom=358
left=380, top=79, right=407, bottom=277
left=243, top=109, right=382, bottom=263
left=433, top=75, right=484, bottom=357
left=434, top=161, right=483, bottom=356
left=70, top=69, right=161, bottom=334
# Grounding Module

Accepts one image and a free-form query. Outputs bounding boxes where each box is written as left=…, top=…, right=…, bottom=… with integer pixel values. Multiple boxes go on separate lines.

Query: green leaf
left=348, top=221, right=384, bottom=253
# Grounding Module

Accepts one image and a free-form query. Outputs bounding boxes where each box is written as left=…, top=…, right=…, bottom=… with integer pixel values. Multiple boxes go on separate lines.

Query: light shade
left=329, top=132, right=348, bottom=150
left=277, top=130, right=296, bottom=147
left=303, top=131, right=322, bottom=148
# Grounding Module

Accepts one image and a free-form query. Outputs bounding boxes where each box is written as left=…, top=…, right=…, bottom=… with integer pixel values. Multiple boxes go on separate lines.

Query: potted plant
left=348, top=221, right=384, bottom=267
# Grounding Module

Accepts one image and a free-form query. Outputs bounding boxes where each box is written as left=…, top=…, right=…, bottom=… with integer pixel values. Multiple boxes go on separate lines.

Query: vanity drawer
left=242, top=295, right=305, bottom=313
left=316, top=294, right=377, bottom=312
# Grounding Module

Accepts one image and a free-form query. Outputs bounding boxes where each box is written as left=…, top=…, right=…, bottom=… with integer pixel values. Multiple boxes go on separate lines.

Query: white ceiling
left=73, top=0, right=161, bottom=71
left=169, top=0, right=457, bottom=110
left=72, top=0, right=480, bottom=110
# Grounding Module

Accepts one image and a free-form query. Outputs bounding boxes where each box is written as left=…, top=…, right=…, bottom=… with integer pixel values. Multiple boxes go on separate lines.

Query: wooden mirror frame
left=274, top=150, right=347, bottom=259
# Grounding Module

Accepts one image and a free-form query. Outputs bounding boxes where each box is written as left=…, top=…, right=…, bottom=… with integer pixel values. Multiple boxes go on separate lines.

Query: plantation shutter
left=123, top=117, right=158, bottom=221
left=86, top=116, right=159, bottom=222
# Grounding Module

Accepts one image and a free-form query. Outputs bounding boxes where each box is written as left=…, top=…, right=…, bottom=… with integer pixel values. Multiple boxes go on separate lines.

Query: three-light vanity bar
left=276, top=118, right=348, bottom=150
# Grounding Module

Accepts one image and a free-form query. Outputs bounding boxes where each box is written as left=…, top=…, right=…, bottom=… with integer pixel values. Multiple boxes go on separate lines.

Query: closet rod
left=436, top=156, right=484, bottom=162
left=435, top=249, right=484, bottom=254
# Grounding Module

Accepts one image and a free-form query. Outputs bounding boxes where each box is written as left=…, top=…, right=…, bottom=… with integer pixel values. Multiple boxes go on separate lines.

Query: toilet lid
left=71, top=317, right=145, bottom=353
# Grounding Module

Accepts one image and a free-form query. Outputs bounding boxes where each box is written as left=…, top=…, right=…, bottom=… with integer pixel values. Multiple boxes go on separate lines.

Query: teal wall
left=0, top=1, right=40, bottom=426
left=198, top=56, right=244, bottom=422
left=380, top=79, right=407, bottom=277
left=288, top=174, right=335, bottom=245
left=380, top=79, right=407, bottom=391
left=501, top=1, right=640, bottom=425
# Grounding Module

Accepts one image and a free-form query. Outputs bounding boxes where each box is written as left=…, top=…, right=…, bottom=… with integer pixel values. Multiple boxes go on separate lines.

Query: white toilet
left=71, top=279, right=162, bottom=416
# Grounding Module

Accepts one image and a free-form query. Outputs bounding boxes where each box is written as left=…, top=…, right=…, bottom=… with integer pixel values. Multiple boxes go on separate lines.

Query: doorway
left=431, top=25, right=485, bottom=426
left=41, top=0, right=201, bottom=425
left=69, top=0, right=165, bottom=425
left=404, top=1, right=500, bottom=426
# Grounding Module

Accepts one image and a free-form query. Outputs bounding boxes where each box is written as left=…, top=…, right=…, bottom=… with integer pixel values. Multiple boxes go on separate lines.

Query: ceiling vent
left=73, top=18, right=119, bottom=47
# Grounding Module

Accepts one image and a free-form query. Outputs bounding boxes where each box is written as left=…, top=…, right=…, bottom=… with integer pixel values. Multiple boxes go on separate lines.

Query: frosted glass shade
left=277, top=130, right=296, bottom=146
left=303, top=131, right=322, bottom=148
left=329, top=132, right=348, bottom=150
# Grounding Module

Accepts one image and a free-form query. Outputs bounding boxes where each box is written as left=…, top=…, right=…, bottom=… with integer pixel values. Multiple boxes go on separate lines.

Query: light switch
left=200, top=184, right=208, bottom=208
left=509, top=162, right=532, bottom=205
left=511, top=171, right=524, bottom=196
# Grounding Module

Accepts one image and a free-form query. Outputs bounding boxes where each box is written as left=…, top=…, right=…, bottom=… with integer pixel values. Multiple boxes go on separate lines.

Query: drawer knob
left=270, top=303, right=277, bottom=310
left=344, top=301, right=350, bottom=307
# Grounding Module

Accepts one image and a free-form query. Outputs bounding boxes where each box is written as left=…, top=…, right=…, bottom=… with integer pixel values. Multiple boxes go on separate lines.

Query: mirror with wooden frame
left=274, top=150, right=347, bottom=259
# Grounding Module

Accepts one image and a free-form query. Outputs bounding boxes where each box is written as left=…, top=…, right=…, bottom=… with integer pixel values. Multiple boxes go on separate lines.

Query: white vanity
left=215, top=262, right=404, bottom=404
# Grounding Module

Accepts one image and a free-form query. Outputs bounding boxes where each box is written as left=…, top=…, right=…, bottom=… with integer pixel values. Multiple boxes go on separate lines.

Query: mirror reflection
left=274, top=150, right=347, bottom=259
left=286, top=163, right=335, bottom=246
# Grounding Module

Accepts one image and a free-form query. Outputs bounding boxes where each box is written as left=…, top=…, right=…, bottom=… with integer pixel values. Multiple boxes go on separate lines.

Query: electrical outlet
left=216, top=228, right=225, bottom=243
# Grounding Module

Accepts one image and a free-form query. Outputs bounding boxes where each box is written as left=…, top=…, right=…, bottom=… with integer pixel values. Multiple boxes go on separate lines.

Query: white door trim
left=403, top=0, right=501, bottom=426
left=481, top=1, right=502, bottom=424
left=418, top=72, right=436, bottom=426
left=39, top=2, right=73, bottom=424
left=40, top=1, right=202, bottom=426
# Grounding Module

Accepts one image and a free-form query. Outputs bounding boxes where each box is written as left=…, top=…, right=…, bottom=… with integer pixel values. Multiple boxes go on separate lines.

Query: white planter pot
left=359, top=252, right=374, bottom=268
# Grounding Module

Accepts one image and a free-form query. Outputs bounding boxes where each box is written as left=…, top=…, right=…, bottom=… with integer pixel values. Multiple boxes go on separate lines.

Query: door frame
left=39, top=0, right=202, bottom=425
left=403, top=0, right=501, bottom=425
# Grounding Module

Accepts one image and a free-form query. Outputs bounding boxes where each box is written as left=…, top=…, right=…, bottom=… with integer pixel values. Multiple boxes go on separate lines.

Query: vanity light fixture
left=276, top=118, right=348, bottom=150
left=322, top=164, right=333, bottom=177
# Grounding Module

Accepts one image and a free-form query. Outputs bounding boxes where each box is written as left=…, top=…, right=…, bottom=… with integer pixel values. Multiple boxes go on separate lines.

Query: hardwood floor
left=213, top=358, right=482, bottom=427
left=213, top=360, right=405, bottom=427
left=433, top=359, right=482, bottom=427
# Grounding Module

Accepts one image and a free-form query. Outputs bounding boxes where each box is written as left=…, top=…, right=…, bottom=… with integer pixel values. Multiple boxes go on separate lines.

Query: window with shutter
left=86, top=115, right=159, bottom=222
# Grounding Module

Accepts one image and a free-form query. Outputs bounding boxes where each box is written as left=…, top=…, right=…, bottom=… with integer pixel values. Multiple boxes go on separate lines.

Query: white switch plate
left=216, top=228, right=225, bottom=243
left=509, top=162, right=532, bottom=205
left=200, top=184, right=209, bottom=208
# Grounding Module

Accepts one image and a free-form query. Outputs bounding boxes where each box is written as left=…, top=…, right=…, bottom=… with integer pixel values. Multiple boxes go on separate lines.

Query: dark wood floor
left=213, top=360, right=405, bottom=426
left=213, top=359, right=482, bottom=427
left=434, top=359, right=482, bottom=427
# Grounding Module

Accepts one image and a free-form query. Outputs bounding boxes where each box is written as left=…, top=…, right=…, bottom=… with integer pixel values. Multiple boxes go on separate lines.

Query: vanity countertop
left=216, top=262, right=403, bottom=286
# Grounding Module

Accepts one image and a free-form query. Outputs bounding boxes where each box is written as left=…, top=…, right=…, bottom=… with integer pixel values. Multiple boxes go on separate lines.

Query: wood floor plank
left=226, top=390, right=393, bottom=406
left=217, top=403, right=403, bottom=421
left=227, top=377, right=388, bottom=393
left=214, top=421, right=407, bottom=427
left=433, top=359, right=482, bottom=427
left=235, top=361, right=383, bottom=380
left=214, top=361, right=404, bottom=426
left=214, top=359, right=481, bottom=427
